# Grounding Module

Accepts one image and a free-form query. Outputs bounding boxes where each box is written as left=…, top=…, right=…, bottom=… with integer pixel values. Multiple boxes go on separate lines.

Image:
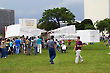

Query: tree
left=81, top=19, right=95, bottom=30
left=67, top=22, right=83, bottom=30
left=38, top=21, right=59, bottom=31
left=96, top=18, right=110, bottom=33
left=84, top=24, right=95, bottom=29
left=38, top=7, right=75, bottom=31
left=67, top=19, right=95, bottom=30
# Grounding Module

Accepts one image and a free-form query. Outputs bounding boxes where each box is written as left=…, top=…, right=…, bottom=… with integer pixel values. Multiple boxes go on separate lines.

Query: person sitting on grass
left=73, top=36, right=83, bottom=64
left=61, top=42, right=67, bottom=53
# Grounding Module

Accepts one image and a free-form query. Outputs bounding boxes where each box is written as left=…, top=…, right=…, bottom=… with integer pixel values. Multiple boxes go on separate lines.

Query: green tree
left=67, top=22, right=83, bottom=30
left=84, top=24, right=95, bottom=29
left=96, top=18, right=110, bottom=33
left=96, top=20, right=108, bottom=32
left=38, top=21, right=59, bottom=31
left=81, top=19, right=95, bottom=30
left=38, top=7, right=75, bottom=31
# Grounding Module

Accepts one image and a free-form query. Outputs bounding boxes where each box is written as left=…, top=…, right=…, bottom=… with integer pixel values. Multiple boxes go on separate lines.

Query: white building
left=19, top=18, right=37, bottom=28
left=84, top=0, right=110, bottom=23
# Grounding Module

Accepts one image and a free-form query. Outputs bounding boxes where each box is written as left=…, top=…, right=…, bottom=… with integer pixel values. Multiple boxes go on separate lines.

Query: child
left=61, top=43, right=67, bottom=53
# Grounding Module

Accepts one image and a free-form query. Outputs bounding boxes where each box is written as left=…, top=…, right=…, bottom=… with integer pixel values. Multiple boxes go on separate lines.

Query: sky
left=0, top=0, right=84, bottom=23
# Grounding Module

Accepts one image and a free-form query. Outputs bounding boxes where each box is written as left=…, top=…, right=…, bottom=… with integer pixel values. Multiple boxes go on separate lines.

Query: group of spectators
left=0, top=35, right=69, bottom=59
left=0, top=36, right=42, bottom=58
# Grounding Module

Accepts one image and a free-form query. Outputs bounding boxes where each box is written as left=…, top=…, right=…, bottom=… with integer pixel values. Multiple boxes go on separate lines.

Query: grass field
left=0, top=42, right=110, bottom=73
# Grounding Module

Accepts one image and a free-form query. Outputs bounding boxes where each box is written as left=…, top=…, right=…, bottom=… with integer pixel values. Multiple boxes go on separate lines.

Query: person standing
left=61, top=42, right=67, bottom=53
left=15, top=37, right=21, bottom=54
left=73, top=36, right=83, bottom=64
left=5, top=39, right=10, bottom=55
left=13, top=38, right=16, bottom=53
left=108, top=35, right=110, bottom=49
left=68, top=39, right=71, bottom=49
left=22, top=38, right=26, bottom=54
left=10, top=40, right=13, bottom=55
left=20, top=37, right=23, bottom=53
left=25, top=38, right=31, bottom=55
left=1, top=38, right=7, bottom=58
left=47, top=36, right=56, bottom=64
left=33, top=37, right=38, bottom=55
left=37, top=36, right=42, bottom=54
left=56, top=39, right=60, bottom=52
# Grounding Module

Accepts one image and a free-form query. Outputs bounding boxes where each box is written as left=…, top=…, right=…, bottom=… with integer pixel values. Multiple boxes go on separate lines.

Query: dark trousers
left=1, top=48, right=6, bottom=58
left=6, top=46, right=9, bottom=56
left=10, top=47, right=13, bottom=54
left=49, top=48, right=56, bottom=62
left=13, top=46, right=16, bottom=53
left=61, top=49, right=66, bottom=53
left=34, top=47, right=37, bottom=55
left=57, top=46, right=60, bottom=51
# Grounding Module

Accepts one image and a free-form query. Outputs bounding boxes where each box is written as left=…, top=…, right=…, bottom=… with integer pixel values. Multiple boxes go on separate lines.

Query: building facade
left=84, top=0, right=110, bottom=23
left=19, top=18, right=37, bottom=28
left=0, top=9, right=15, bottom=34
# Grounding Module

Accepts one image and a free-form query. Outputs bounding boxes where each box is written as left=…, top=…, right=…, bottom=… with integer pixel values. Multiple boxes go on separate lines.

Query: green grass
left=0, top=42, right=110, bottom=73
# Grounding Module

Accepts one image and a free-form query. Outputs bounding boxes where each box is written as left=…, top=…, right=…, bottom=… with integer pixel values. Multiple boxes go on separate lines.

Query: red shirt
left=76, top=41, right=82, bottom=50
left=68, top=40, right=71, bottom=43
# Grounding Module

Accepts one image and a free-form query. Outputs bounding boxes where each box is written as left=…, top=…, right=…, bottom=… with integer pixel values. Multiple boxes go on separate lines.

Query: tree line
left=38, top=7, right=110, bottom=34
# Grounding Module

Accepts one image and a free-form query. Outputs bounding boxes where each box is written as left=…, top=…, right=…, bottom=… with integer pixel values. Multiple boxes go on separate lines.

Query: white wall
left=77, top=30, right=100, bottom=43
left=50, top=25, right=76, bottom=40
left=84, top=0, right=110, bottom=23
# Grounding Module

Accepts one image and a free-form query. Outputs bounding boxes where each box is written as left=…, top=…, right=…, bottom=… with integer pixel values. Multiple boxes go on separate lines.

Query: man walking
left=74, top=36, right=83, bottom=64
left=47, top=36, right=56, bottom=64
left=37, top=36, right=42, bottom=54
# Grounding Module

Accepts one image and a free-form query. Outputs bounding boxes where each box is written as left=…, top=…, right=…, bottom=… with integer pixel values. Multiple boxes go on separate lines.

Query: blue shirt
left=37, top=38, right=42, bottom=44
left=15, top=39, right=21, bottom=47
left=10, top=42, right=13, bottom=47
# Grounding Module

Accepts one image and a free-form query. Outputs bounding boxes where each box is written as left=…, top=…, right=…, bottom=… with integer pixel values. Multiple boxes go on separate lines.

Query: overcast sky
left=0, top=0, right=84, bottom=23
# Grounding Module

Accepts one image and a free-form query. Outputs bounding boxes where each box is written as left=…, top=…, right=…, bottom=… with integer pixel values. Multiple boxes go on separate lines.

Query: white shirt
left=62, top=44, right=66, bottom=50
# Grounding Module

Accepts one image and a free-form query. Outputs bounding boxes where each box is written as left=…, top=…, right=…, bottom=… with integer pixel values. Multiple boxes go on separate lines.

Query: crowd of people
left=0, top=35, right=84, bottom=64
left=0, top=35, right=43, bottom=58
left=1, top=34, right=110, bottom=64
left=103, top=35, right=110, bottom=48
